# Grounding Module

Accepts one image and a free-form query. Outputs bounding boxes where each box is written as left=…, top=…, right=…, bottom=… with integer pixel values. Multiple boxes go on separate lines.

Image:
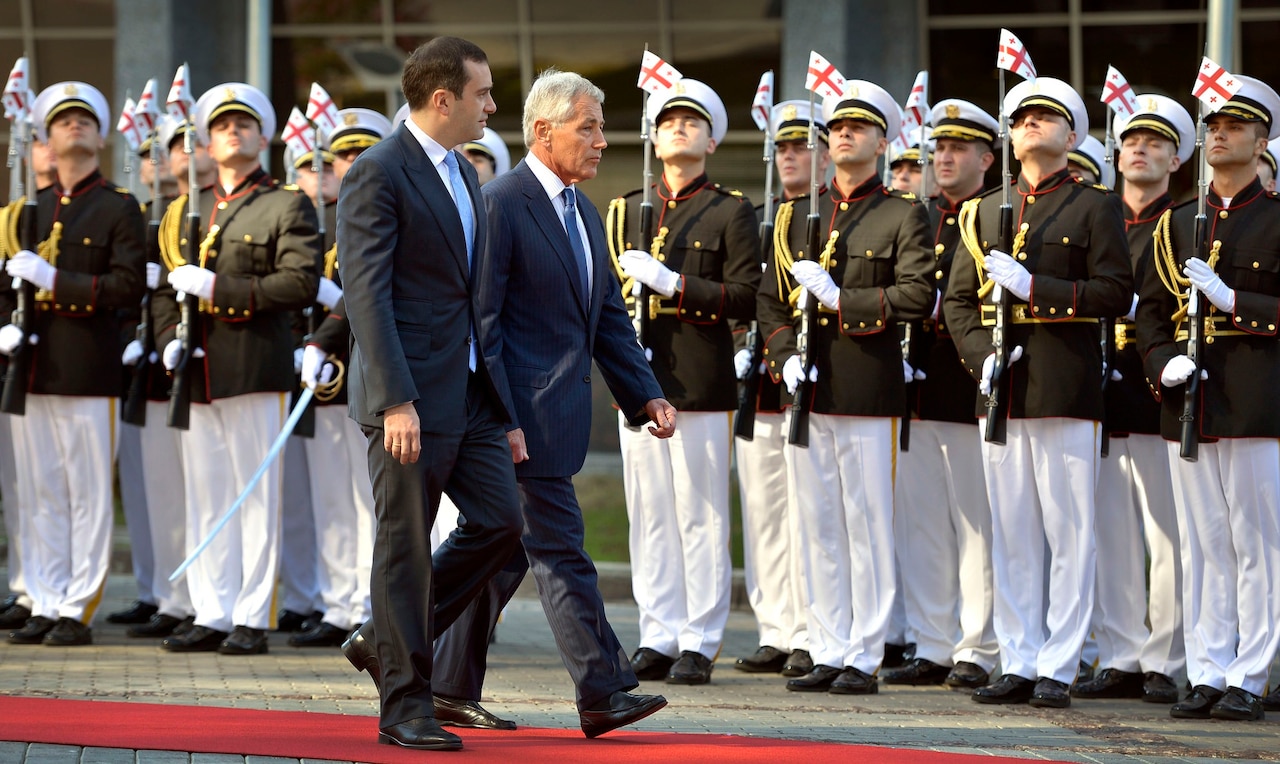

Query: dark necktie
left=563, top=186, right=591, bottom=302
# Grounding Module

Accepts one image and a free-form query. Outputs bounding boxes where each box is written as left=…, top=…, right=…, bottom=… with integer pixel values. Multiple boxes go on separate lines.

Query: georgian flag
left=895, top=103, right=921, bottom=155
left=996, top=28, right=1037, bottom=80
left=2, top=57, right=29, bottom=121
left=135, top=78, right=162, bottom=136
left=1193, top=56, right=1243, bottom=110
left=281, top=106, right=315, bottom=159
left=117, top=97, right=142, bottom=152
left=805, top=51, right=846, bottom=100
left=165, top=63, right=194, bottom=124
left=305, top=82, right=340, bottom=137
left=905, top=70, right=929, bottom=128
left=637, top=50, right=682, bottom=95
left=751, top=71, right=773, bottom=131
left=1101, top=65, right=1138, bottom=116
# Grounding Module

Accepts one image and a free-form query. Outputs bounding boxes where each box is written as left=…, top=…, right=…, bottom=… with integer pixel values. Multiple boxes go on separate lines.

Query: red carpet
left=0, top=695, right=1048, bottom=762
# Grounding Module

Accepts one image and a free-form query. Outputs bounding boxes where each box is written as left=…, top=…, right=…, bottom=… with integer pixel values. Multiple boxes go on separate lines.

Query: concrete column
left=781, top=0, right=921, bottom=103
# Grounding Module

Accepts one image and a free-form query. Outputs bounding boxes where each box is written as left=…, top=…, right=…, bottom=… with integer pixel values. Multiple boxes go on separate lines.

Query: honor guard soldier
left=757, top=79, right=934, bottom=694
left=1067, top=135, right=1115, bottom=188
left=460, top=127, right=510, bottom=186
left=1258, top=143, right=1278, bottom=191
left=153, top=82, right=321, bottom=655
left=1, top=81, right=146, bottom=646
left=886, top=99, right=1000, bottom=690
left=1138, top=75, right=1280, bottom=722
left=944, top=77, right=1132, bottom=708
left=289, top=106, right=393, bottom=648
left=733, top=100, right=827, bottom=679
left=1075, top=95, right=1194, bottom=705
left=608, top=78, right=762, bottom=685
left=887, top=140, right=933, bottom=197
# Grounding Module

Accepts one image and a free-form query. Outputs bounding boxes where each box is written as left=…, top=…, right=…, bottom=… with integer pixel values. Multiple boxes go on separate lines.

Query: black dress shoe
left=9, top=615, right=56, bottom=644
left=830, top=666, right=879, bottom=695
left=276, top=609, right=317, bottom=632
left=945, top=662, right=990, bottom=689
left=1210, top=686, right=1265, bottom=721
left=1076, top=659, right=1095, bottom=683
left=288, top=622, right=349, bottom=648
left=106, top=600, right=158, bottom=624
left=972, top=674, right=1035, bottom=704
left=1029, top=677, right=1071, bottom=708
left=43, top=617, right=92, bottom=646
left=0, top=603, right=31, bottom=629
left=1170, top=684, right=1224, bottom=719
left=378, top=717, right=463, bottom=750
left=786, top=664, right=844, bottom=692
left=342, top=624, right=382, bottom=692
left=162, top=625, right=229, bottom=652
left=579, top=691, right=667, bottom=738
left=1071, top=667, right=1143, bottom=698
left=735, top=645, right=788, bottom=673
left=172, top=616, right=196, bottom=636
left=629, top=647, right=675, bottom=681
left=665, top=650, right=713, bottom=685
left=883, top=657, right=951, bottom=686
left=219, top=625, right=268, bottom=655
left=883, top=642, right=909, bottom=669
left=1142, top=672, right=1180, bottom=704
left=1260, top=686, right=1280, bottom=712
left=780, top=648, right=813, bottom=677
left=128, top=614, right=185, bottom=638
left=434, top=695, right=516, bottom=730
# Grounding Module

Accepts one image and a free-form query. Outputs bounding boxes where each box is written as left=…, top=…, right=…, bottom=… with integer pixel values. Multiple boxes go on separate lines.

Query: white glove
left=931, top=290, right=942, bottom=321
left=293, top=347, right=304, bottom=374
left=734, top=348, right=753, bottom=380
left=0, top=323, right=36, bottom=354
left=790, top=260, right=841, bottom=311
left=1160, top=354, right=1207, bottom=387
left=162, top=338, right=205, bottom=370
left=1123, top=293, right=1138, bottom=322
left=619, top=249, right=680, bottom=298
left=122, top=339, right=145, bottom=366
left=300, top=344, right=334, bottom=389
left=316, top=277, right=343, bottom=307
left=1184, top=258, right=1235, bottom=314
left=1110, top=368, right=1123, bottom=382
left=145, top=262, right=162, bottom=290
left=781, top=354, right=817, bottom=395
left=978, top=345, right=1024, bottom=396
left=983, top=249, right=1032, bottom=302
left=167, top=264, right=216, bottom=301
left=6, top=250, right=56, bottom=291
left=903, top=358, right=926, bottom=383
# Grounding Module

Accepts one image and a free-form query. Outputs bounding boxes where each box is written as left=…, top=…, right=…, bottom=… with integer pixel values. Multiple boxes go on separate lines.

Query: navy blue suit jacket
left=478, top=159, right=661, bottom=478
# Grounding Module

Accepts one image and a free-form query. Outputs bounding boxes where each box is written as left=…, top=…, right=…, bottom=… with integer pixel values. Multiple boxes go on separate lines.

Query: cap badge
left=782, top=104, right=797, bottom=121
left=1145, top=97, right=1159, bottom=112
left=223, top=87, right=238, bottom=102
left=343, top=112, right=359, bottom=126
left=846, top=84, right=860, bottom=98
left=673, top=81, right=686, bottom=95
left=945, top=104, right=960, bottom=119
left=63, top=83, right=78, bottom=96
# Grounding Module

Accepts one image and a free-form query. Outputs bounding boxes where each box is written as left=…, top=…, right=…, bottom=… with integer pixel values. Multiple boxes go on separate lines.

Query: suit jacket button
left=583, top=375, right=590, bottom=383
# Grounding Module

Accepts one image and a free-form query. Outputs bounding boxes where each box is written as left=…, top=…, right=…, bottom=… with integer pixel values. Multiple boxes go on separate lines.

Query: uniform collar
left=215, top=167, right=270, bottom=201
left=934, top=186, right=983, bottom=213
left=1125, top=193, right=1173, bottom=225
left=52, top=169, right=103, bottom=199
left=831, top=175, right=883, bottom=202
left=658, top=173, right=710, bottom=201
left=1017, top=166, right=1073, bottom=195
left=1208, top=176, right=1265, bottom=209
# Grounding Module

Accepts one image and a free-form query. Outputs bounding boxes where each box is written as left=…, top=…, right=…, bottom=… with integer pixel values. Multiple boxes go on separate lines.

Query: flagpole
left=634, top=45, right=655, bottom=352
left=786, top=85, right=821, bottom=448
left=983, top=63, right=1013, bottom=446
left=918, top=74, right=930, bottom=201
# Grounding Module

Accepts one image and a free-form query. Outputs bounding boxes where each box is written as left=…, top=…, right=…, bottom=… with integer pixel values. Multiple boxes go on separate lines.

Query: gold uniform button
left=1252, top=320, right=1259, bottom=327
left=858, top=321, right=866, bottom=328
left=82, top=237, right=91, bottom=245
left=1235, top=315, right=1243, bottom=322
left=934, top=243, right=945, bottom=255
left=1270, top=324, right=1277, bottom=331
left=1061, top=236, right=1070, bottom=244
left=1049, top=307, right=1057, bottom=315
left=180, top=238, right=188, bottom=246
left=69, top=304, right=77, bottom=311
left=946, top=216, right=956, bottom=225
left=1017, top=252, right=1027, bottom=261
left=208, top=249, right=217, bottom=259
left=819, top=317, right=829, bottom=326
left=843, top=323, right=850, bottom=329
left=212, top=306, right=220, bottom=314
left=935, top=269, right=944, bottom=280
left=693, top=241, right=701, bottom=249
left=1020, top=223, right=1030, bottom=231
left=709, top=314, right=717, bottom=320
left=763, top=348, right=770, bottom=355
left=695, top=310, right=702, bottom=317
left=1219, top=209, right=1228, bottom=219
left=865, top=249, right=874, bottom=258
left=667, top=200, right=676, bottom=209
left=243, top=234, right=253, bottom=242
left=875, top=319, right=882, bottom=326
left=1254, top=261, right=1261, bottom=269
left=228, top=308, right=235, bottom=315
left=218, top=201, right=229, bottom=210
left=1066, top=307, right=1074, bottom=315
left=60, top=196, right=70, bottom=206
left=1026, top=195, right=1036, bottom=204
left=840, top=202, right=849, bottom=211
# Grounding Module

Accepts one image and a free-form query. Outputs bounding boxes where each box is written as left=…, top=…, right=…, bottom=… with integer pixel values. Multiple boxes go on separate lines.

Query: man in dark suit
left=428, top=68, right=676, bottom=738
left=336, top=37, right=524, bottom=752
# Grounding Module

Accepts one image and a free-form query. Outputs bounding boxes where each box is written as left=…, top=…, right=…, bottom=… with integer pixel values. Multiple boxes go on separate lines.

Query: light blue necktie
left=443, top=151, right=477, bottom=370
left=562, top=186, right=591, bottom=303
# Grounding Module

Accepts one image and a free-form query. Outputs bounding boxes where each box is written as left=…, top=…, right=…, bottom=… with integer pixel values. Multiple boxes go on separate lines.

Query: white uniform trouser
left=981, top=417, right=1098, bottom=685
left=1169, top=438, right=1280, bottom=696
left=1091, top=433, right=1183, bottom=676
left=10, top=394, right=117, bottom=624
left=788, top=412, right=896, bottom=674
left=735, top=411, right=807, bottom=652
left=621, top=409, right=732, bottom=659
left=279, top=434, right=320, bottom=615
left=117, top=422, right=155, bottom=606
left=895, top=420, right=997, bottom=671
left=138, top=400, right=191, bottom=618
left=180, top=393, right=285, bottom=632
left=430, top=496, right=461, bottom=550
left=302, top=406, right=375, bottom=629
left=0, top=412, right=29, bottom=609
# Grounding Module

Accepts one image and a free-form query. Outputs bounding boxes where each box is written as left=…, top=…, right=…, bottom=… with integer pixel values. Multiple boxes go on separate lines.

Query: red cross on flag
left=306, top=82, right=340, bottom=136
left=282, top=106, right=315, bottom=159
left=996, top=29, right=1037, bottom=81
left=751, top=70, right=773, bottom=131
left=905, top=70, right=929, bottom=128
left=116, top=97, right=142, bottom=152
left=1193, top=56, right=1242, bottom=110
left=805, top=51, right=846, bottom=100
left=165, top=63, right=194, bottom=124
left=2, top=57, right=29, bottom=121
left=637, top=50, right=682, bottom=95
left=135, top=78, right=161, bottom=136
left=1101, top=65, right=1138, bottom=116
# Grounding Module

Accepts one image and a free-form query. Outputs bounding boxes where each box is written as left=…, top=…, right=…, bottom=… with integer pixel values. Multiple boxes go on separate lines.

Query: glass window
left=1241, top=21, right=1280, bottom=87
left=397, top=0, right=517, bottom=23
left=32, top=0, right=112, bottom=28
left=279, top=0, right=386, bottom=25
left=930, top=27, right=1069, bottom=115
left=1081, top=23, right=1201, bottom=140
left=929, top=0, right=1066, bottom=15
left=531, top=0, right=659, bottom=24
left=1081, top=0, right=1203, bottom=10
left=673, top=0, right=779, bottom=21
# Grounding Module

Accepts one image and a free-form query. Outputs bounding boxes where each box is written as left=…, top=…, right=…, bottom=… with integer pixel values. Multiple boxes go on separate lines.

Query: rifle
left=735, top=108, right=776, bottom=441
left=292, top=135, right=325, bottom=440
left=1098, top=117, right=1116, bottom=457
left=122, top=133, right=164, bottom=426
left=1179, top=102, right=1210, bottom=463
left=1, top=115, right=35, bottom=416
left=787, top=90, right=822, bottom=447
left=983, top=68, right=1014, bottom=446
left=900, top=321, right=913, bottom=451
left=632, top=89, right=656, bottom=352
left=167, top=117, right=201, bottom=430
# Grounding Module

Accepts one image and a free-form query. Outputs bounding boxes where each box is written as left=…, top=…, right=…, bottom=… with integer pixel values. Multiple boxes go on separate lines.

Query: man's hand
left=782, top=354, right=816, bottom=395
left=168, top=264, right=216, bottom=301
left=383, top=402, right=421, bottom=465
left=507, top=427, right=529, bottom=463
left=161, top=338, right=204, bottom=370
left=790, top=260, right=840, bottom=311
left=316, top=276, right=343, bottom=308
left=902, top=358, right=925, bottom=383
left=733, top=348, right=754, bottom=380
left=6, top=250, right=56, bottom=292
left=1160, top=354, right=1207, bottom=387
left=122, top=339, right=145, bottom=366
left=983, top=249, right=1032, bottom=302
left=145, top=262, right=162, bottom=290
left=0, top=324, right=35, bottom=355
left=1123, top=293, right=1138, bottom=322
left=619, top=249, right=680, bottom=297
left=979, top=345, right=1023, bottom=396
left=1184, top=257, right=1236, bottom=313
left=644, top=398, right=676, bottom=438
left=300, top=344, right=333, bottom=389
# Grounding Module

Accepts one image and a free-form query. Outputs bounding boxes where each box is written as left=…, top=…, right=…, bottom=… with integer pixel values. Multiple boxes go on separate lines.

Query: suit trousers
left=734, top=411, right=808, bottom=653
left=434, top=475, right=638, bottom=711
left=117, top=422, right=155, bottom=607
left=1169, top=438, right=1280, bottom=696
left=180, top=393, right=286, bottom=632
left=981, top=417, right=1098, bottom=685
left=279, top=436, right=320, bottom=616
left=137, top=401, right=190, bottom=618
left=10, top=394, right=117, bottom=624
left=894, top=420, right=997, bottom=671
left=363, top=380, right=522, bottom=729
left=1091, top=433, right=1184, bottom=677
left=302, top=407, right=375, bottom=629
left=787, top=412, right=897, bottom=673
left=0, top=412, right=29, bottom=609
left=620, top=409, right=733, bottom=660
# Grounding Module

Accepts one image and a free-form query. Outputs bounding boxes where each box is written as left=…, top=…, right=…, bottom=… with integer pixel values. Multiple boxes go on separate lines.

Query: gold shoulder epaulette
left=115, top=186, right=130, bottom=195
left=711, top=183, right=745, bottom=198
left=282, top=183, right=300, bottom=192
left=159, top=194, right=190, bottom=271
left=0, top=198, right=23, bottom=259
